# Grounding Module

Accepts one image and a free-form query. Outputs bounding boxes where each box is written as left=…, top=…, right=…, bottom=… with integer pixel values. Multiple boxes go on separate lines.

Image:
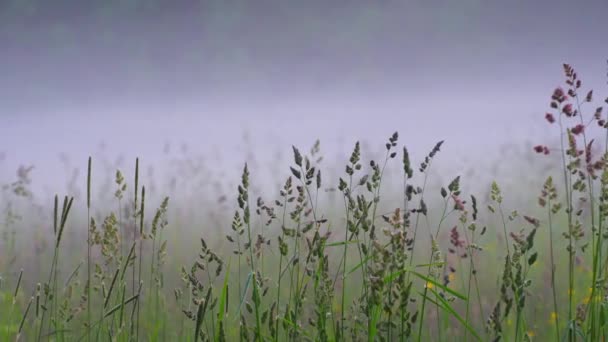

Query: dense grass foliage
left=1, top=64, right=608, bottom=341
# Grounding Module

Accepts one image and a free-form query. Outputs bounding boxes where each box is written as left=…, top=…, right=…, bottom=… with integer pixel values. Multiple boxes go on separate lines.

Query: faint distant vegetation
left=0, top=63, right=607, bottom=341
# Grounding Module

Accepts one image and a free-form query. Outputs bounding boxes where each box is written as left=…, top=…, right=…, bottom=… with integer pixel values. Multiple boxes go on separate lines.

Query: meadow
left=1, top=63, right=608, bottom=341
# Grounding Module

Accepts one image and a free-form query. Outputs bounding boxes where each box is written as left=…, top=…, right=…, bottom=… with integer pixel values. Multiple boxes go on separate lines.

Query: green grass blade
left=420, top=289, right=481, bottom=341
left=410, top=271, right=467, bottom=300
left=216, top=258, right=231, bottom=341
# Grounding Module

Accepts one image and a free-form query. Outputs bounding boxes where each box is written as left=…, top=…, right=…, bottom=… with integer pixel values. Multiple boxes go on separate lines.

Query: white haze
left=1, top=0, right=607, bottom=198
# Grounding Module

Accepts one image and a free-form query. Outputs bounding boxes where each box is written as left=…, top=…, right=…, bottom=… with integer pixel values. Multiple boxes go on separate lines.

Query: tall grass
left=0, top=63, right=608, bottom=341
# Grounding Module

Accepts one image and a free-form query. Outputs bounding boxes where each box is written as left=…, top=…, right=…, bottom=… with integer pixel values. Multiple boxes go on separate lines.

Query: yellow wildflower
left=549, top=311, right=558, bottom=323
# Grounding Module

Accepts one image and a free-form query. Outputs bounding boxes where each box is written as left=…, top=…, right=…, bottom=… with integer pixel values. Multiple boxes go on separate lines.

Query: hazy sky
left=1, top=0, right=608, bottom=194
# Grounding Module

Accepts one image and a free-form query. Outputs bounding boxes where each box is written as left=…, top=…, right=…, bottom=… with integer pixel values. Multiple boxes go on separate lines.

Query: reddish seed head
left=563, top=104, right=574, bottom=116
left=572, top=124, right=584, bottom=135
left=450, top=226, right=465, bottom=248
left=533, top=145, right=550, bottom=155
left=552, top=87, right=565, bottom=101
left=551, top=87, right=569, bottom=103
left=545, top=113, right=555, bottom=124
left=451, top=194, right=465, bottom=211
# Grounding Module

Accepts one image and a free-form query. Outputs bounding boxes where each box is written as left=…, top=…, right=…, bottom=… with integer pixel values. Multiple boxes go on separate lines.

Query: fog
left=1, top=0, right=608, bottom=196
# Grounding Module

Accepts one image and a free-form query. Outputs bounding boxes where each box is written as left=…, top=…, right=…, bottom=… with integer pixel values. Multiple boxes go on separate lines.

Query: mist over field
left=2, top=2, right=608, bottom=341
left=1, top=0, right=607, bottom=196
